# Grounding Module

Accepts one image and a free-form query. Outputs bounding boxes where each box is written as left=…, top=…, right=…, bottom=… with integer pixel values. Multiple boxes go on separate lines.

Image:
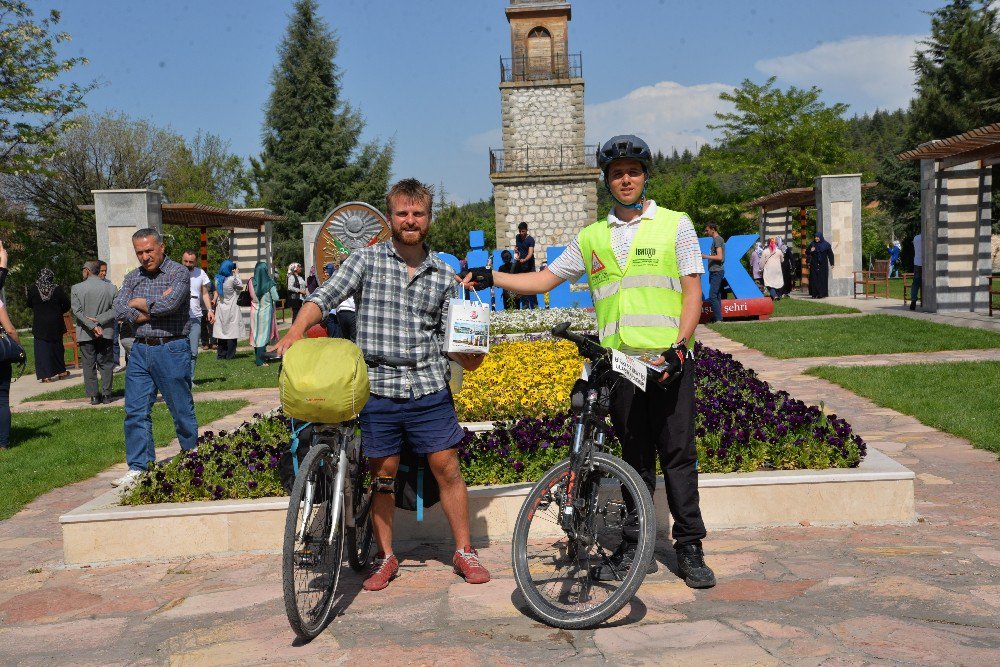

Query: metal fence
left=500, top=53, right=582, bottom=82
left=489, top=144, right=598, bottom=173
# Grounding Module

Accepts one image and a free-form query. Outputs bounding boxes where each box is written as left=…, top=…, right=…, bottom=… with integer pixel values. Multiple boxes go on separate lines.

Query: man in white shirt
left=181, top=251, right=215, bottom=383
left=460, top=135, right=715, bottom=589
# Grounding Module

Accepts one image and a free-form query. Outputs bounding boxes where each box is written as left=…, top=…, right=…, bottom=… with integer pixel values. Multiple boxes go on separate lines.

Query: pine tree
left=908, top=0, right=1000, bottom=142
left=252, top=0, right=393, bottom=265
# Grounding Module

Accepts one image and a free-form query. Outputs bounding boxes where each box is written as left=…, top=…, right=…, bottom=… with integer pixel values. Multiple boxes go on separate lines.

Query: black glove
left=656, top=342, right=688, bottom=386
left=459, top=267, right=493, bottom=289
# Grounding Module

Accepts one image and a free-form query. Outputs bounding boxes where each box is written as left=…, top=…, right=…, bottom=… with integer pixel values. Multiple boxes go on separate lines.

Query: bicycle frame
left=296, top=425, right=352, bottom=546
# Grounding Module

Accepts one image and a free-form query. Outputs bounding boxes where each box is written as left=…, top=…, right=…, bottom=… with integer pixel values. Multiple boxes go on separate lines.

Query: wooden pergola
left=747, top=183, right=876, bottom=288
left=898, top=122, right=1000, bottom=168
left=159, top=204, right=286, bottom=271
left=80, top=202, right=286, bottom=271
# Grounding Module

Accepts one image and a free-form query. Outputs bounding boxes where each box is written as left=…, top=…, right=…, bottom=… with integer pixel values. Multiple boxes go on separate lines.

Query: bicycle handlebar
left=551, top=322, right=606, bottom=361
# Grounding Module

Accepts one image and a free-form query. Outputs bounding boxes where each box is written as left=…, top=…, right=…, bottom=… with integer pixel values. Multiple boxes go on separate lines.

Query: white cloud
left=463, top=126, right=502, bottom=154
left=755, top=34, right=923, bottom=113
left=585, top=81, right=734, bottom=155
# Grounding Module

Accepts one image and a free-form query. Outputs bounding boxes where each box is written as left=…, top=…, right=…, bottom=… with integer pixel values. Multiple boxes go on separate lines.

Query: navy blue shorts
left=359, top=388, right=465, bottom=459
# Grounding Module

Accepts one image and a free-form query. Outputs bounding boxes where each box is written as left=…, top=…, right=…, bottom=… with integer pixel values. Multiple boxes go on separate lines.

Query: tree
left=706, top=77, right=854, bottom=198
left=426, top=199, right=496, bottom=258
left=252, top=0, right=393, bottom=268
left=908, top=0, right=1000, bottom=143
left=0, top=1, right=94, bottom=175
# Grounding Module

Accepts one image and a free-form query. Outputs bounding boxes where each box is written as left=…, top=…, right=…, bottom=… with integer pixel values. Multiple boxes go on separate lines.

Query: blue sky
left=45, top=0, right=941, bottom=206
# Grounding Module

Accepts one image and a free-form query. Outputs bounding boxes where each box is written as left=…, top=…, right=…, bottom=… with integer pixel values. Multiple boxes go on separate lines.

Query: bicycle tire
left=346, top=459, right=375, bottom=572
left=511, top=452, right=656, bottom=629
left=281, top=441, right=345, bottom=640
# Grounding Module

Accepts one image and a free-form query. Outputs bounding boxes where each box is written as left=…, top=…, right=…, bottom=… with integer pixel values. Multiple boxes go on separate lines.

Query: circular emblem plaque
left=313, top=201, right=390, bottom=272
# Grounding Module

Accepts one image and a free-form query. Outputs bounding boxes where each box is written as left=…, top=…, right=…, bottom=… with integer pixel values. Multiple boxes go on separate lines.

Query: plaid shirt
left=114, top=257, right=192, bottom=337
left=306, top=241, right=456, bottom=399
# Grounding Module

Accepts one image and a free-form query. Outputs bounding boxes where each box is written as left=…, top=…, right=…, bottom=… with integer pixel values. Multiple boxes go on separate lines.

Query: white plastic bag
left=444, top=285, right=490, bottom=354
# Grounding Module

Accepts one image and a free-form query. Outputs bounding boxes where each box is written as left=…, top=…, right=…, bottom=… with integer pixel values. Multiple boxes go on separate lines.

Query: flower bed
left=122, top=342, right=865, bottom=505
left=491, top=307, right=595, bottom=334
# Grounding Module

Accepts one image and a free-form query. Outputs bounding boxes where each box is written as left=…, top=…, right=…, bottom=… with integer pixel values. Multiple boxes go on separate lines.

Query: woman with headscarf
left=806, top=233, right=835, bottom=298
left=777, top=238, right=795, bottom=296
left=760, top=238, right=785, bottom=301
left=306, top=266, right=319, bottom=294
left=26, top=267, right=71, bottom=382
left=248, top=260, right=279, bottom=366
left=212, top=260, right=243, bottom=360
left=749, top=241, right=764, bottom=288
left=286, top=263, right=306, bottom=322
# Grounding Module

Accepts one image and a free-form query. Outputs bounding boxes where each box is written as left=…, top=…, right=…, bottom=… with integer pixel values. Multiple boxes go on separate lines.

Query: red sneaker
left=362, top=553, right=399, bottom=591
left=453, top=546, right=491, bottom=584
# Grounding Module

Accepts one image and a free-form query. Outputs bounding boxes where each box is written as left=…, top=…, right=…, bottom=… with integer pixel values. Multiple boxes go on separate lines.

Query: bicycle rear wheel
left=282, top=441, right=345, bottom=640
left=511, top=452, right=656, bottom=629
left=346, top=458, right=375, bottom=572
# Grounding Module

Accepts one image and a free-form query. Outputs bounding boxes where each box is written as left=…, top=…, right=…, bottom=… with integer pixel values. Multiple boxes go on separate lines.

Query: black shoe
left=90, top=396, right=102, bottom=406
left=592, top=541, right=658, bottom=582
left=909, top=302, right=916, bottom=311
left=102, top=395, right=116, bottom=404
left=675, top=543, right=716, bottom=589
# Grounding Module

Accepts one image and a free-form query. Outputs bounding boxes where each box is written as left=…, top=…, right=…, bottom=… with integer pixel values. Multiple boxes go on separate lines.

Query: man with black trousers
left=460, top=134, right=715, bottom=589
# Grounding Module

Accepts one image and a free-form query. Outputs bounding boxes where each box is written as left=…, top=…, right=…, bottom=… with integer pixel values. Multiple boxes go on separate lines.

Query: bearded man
left=272, top=178, right=490, bottom=592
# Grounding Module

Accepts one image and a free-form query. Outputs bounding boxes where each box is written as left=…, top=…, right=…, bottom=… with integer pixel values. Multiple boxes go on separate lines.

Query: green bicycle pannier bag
left=279, top=338, right=370, bottom=423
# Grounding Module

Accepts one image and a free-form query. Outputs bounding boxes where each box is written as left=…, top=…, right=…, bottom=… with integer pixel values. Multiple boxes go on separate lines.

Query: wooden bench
left=62, top=313, right=80, bottom=369
left=853, top=259, right=890, bottom=299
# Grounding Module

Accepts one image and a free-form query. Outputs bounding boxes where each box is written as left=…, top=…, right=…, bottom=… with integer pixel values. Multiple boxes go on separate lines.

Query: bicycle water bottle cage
left=375, top=476, right=395, bottom=494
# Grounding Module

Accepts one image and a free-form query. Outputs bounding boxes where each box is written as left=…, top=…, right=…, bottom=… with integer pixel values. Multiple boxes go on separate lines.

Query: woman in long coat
left=760, top=239, right=785, bottom=300
left=749, top=242, right=764, bottom=287
left=212, top=260, right=243, bottom=360
left=26, top=268, right=71, bottom=382
left=248, top=261, right=279, bottom=366
left=806, top=233, right=835, bottom=298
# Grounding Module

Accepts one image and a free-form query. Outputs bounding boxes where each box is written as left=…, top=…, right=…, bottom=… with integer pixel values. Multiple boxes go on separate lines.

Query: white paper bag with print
left=444, top=285, right=490, bottom=354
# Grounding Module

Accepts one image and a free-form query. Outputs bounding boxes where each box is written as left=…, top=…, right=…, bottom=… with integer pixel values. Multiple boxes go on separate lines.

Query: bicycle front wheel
left=511, top=452, right=656, bottom=629
left=281, top=441, right=345, bottom=640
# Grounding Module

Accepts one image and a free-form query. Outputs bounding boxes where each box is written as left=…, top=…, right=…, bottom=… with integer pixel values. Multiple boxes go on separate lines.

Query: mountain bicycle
left=271, top=350, right=417, bottom=641
left=511, top=322, right=662, bottom=629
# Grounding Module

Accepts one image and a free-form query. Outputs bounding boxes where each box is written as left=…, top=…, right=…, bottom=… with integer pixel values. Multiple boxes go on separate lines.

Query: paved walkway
left=1, top=327, right=998, bottom=665
left=800, top=292, right=1000, bottom=333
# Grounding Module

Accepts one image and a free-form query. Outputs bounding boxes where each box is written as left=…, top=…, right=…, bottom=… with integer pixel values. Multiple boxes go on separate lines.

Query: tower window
left=528, top=26, right=550, bottom=39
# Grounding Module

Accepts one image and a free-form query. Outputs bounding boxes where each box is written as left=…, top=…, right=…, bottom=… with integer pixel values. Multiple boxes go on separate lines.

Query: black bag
left=279, top=421, right=316, bottom=494
left=236, top=288, right=251, bottom=308
left=0, top=325, right=26, bottom=381
left=395, top=447, right=440, bottom=521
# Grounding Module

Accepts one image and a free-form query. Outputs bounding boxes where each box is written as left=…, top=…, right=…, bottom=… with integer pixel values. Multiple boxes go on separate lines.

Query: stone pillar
left=919, top=159, right=939, bottom=312
left=760, top=207, right=791, bottom=243
left=815, top=174, right=862, bottom=298
left=92, top=189, right=163, bottom=289
left=923, top=159, right=993, bottom=312
left=229, top=222, right=272, bottom=284
left=302, top=221, right=322, bottom=275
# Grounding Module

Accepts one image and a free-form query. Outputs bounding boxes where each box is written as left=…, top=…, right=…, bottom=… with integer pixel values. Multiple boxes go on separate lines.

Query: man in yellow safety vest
left=459, top=135, right=715, bottom=589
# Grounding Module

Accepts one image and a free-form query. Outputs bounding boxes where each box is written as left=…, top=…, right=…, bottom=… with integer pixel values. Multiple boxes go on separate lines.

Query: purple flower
left=247, top=480, right=258, bottom=490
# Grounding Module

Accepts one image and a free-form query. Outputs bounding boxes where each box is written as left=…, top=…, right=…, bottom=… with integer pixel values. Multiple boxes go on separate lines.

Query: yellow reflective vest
left=578, top=207, right=689, bottom=351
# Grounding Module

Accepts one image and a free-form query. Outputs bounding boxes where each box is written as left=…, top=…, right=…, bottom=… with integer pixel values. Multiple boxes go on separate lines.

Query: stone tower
left=490, top=0, right=599, bottom=262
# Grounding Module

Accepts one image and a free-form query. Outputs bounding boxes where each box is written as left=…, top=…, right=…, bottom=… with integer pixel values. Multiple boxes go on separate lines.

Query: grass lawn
left=808, top=361, right=1000, bottom=455
left=0, top=399, right=247, bottom=520
left=709, top=314, right=1000, bottom=358
left=770, top=298, right=860, bottom=317
left=26, top=349, right=279, bottom=402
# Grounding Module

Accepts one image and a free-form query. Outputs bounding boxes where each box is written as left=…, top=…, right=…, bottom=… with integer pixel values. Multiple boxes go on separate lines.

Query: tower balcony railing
left=500, top=52, right=582, bottom=82
left=490, top=144, right=598, bottom=174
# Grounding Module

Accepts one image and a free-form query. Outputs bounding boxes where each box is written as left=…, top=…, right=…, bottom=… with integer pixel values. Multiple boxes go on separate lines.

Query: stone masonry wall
left=494, top=177, right=598, bottom=262
left=501, top=82, right=584, bottom=156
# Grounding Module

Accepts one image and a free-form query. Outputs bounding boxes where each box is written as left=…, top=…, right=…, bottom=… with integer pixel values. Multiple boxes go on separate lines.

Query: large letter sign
left=698, top=234, right=773, bottom=321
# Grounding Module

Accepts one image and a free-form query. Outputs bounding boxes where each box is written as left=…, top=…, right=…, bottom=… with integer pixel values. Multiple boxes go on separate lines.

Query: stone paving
left=1, top=324, right=998, bottom=665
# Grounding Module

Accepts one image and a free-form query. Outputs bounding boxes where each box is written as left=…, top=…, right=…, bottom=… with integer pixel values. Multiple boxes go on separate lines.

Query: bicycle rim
left=346, top=463, right=375, bottom=572
left=282, top=443, right=346, bottom=640
left=511, top=453, right=656, bottom=629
